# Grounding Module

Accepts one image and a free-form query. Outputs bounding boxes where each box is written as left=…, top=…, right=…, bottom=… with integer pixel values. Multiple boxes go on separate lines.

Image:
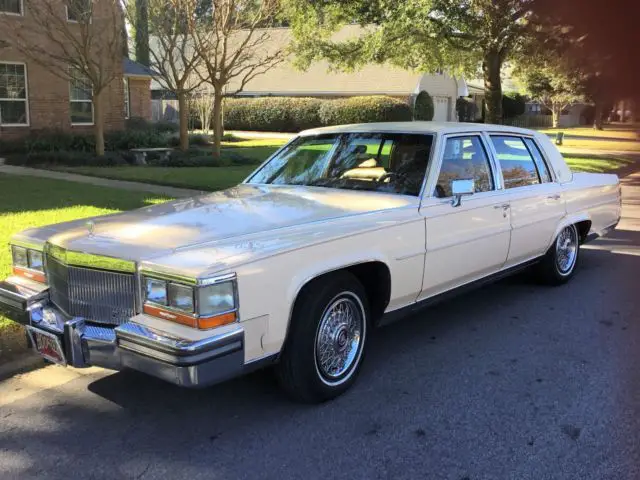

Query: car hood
left=20, top=185, right=416, bottom=266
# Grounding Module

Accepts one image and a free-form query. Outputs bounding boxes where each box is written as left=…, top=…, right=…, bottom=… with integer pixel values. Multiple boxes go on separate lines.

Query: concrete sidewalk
left=0, top=165, right=203, bottom=198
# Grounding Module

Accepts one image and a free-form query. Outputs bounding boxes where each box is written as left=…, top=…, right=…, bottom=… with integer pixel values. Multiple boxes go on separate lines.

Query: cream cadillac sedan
left=0, top=122, right=621, bottom=402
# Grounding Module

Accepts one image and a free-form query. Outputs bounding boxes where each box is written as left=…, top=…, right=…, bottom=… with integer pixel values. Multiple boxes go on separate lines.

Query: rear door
left=418, top=134, right=511, bottom=300
left=487, top=134, right=565, bottom=266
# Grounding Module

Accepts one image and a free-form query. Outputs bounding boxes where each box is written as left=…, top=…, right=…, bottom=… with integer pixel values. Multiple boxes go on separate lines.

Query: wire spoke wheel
left=314, top=293, right=365, bottom=386
left=555, top=225, right=578, bottom=275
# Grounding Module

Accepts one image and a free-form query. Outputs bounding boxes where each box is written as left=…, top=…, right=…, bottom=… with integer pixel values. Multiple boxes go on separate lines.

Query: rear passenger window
left=490, top=136, right=540, bottom=189
left=435, top=136, right=494, bottom=198
left=523, top=138, right=552, bottom=183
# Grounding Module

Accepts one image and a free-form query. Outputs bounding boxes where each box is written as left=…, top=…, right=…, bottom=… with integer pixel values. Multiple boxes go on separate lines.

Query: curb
left=0, top=352, right=45, bottom=382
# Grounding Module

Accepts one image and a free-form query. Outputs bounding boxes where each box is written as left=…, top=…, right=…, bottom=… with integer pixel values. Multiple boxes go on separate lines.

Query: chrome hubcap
left=556, top=226, right=578, bottom=274
left=315, top=295, right=364, bottom=383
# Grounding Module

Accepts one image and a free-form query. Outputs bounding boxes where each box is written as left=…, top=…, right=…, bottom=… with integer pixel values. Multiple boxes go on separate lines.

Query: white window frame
left=69, top=67, right=94, bottom=126
left=0, top=0, right=24, bottom=16
left=123, top=77, right=130, bottom=119
left=66, top=0, right=92, bottom=23
left=0, top=61, right=30, bottom=127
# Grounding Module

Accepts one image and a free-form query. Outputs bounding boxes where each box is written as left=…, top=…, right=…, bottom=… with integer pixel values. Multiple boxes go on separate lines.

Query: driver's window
left=434, top=136, right=494, bottom=198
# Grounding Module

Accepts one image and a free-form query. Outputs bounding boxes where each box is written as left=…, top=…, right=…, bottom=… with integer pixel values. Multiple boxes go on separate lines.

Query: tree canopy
left=286, top=0, right=538, bottom=123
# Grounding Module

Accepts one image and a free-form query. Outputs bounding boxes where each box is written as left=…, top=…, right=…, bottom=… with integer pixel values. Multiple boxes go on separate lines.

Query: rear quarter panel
left=561, top=172, right=621, bottom=236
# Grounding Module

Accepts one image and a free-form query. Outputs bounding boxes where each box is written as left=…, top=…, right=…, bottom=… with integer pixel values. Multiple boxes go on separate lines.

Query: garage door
left=433, top=96, right=451, bottom=122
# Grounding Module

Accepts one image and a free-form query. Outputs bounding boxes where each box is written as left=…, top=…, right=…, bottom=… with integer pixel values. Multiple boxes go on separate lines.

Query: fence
left=503, top=114, right=554, bottom=129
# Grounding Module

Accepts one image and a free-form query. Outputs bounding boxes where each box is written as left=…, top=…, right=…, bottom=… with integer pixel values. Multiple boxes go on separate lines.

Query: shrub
left=502, top=93, right=526, bottom=119
left=456, top=97, right=477, bottom=122
left=414, top=91, right=435, bottom=121
left=5, top=151, right=128, bottom=167
left=105, top=129, right=167, bottom=150
left=147, top=149, right=258, bottom=168
left=318, top=96, right=413, bottom=125
left=167, top=133, right=211, bottom=148
left=22, top=129, right=95, bottom=153
left=126, top=117, right=179, bottom=134
left=223, top=96, right=411, bottom=132
left=0, top=138, right=28, bottom=155
left=222, top=133, right=238, bottom=142
left=154, top=120, right=180, bottom=134
left=224, top=97, right=323, bottom=132
left=125, top=117, right=151, bottom=130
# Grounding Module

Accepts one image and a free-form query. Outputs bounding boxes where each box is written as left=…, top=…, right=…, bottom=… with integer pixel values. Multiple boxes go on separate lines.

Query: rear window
left=490, top=136, right=541, bottom=189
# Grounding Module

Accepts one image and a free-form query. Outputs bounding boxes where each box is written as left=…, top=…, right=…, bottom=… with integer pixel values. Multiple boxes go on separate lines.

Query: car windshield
left=247, top=132, right=434, bottom=196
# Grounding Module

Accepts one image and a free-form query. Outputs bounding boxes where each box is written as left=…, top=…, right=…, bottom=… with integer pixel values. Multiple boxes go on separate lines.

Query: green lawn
left=222, top=140, right=285, bottom=162
left=0, top=174, right=171, bottom=331
left=564, top=155, right=637, bottom=174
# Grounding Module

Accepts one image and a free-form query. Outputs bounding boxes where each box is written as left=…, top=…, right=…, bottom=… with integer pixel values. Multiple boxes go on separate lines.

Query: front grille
left=46, top=255, right=137, bottom=325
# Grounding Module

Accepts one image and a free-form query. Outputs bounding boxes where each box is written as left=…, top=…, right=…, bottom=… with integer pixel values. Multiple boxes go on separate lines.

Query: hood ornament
left=86, top=220, right=95, bottom=236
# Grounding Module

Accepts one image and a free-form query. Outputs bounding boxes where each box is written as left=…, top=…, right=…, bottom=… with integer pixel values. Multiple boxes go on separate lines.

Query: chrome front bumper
left=0, top=278, right=244, bottom=388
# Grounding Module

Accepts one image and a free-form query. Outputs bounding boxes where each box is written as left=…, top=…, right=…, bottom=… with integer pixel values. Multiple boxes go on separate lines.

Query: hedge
left=223, top=96, right=412, bottom=132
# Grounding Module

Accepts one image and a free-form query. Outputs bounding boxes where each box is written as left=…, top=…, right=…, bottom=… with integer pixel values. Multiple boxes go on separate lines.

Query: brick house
left=0, top=0, right=152, bottom=141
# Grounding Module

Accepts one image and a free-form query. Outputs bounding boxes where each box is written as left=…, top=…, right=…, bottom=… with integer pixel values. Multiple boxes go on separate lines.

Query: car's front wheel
left=536, top=224, right=580, bottom=285
left=276, top=272, right=369, bottom=403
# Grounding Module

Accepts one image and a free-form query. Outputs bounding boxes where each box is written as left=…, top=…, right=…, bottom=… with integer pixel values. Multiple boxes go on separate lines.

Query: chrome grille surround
left=45, top=253, right=137, bottom=326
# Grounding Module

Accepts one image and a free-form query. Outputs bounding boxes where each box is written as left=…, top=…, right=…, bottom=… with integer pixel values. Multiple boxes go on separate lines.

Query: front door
left=418, top=134, right=511, bottom=300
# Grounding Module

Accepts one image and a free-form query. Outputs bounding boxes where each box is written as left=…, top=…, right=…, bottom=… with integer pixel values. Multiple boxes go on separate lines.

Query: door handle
left=547, top=194, right=561, bottom=200
left=494, top=204, right=510, bottom=209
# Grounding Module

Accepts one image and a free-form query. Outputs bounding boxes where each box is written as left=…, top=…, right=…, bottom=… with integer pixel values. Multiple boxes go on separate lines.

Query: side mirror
left=451, top=179, right=475, bottom=207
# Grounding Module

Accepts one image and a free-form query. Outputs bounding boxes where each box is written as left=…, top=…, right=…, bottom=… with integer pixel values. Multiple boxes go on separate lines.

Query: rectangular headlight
left=28, top=250, right=44, bottom=272
left=11, top=246, right=28, bottom=268
left=198, top=281, right=235, bottom=317
left=168, top=283, right=194, bottom=313
left=145, top=278, right=168, bottom=305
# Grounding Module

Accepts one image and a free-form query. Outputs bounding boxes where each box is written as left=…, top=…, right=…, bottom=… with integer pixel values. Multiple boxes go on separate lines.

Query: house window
left=123, top=78, right=130, bottom=118
left=0, top=62, right=29, bottom=126
left=0, top=0, right=22, bottom=15
left=67, top=0, right=92, bottom=22
left=69, top=68, right=93, bottom=125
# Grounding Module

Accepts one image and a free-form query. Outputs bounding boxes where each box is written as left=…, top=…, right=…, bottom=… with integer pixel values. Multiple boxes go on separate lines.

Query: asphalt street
left=1, top=172, right=639, bottom=480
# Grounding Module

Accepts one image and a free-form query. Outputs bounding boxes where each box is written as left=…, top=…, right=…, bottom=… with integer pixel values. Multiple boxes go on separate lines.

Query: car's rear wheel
left=536, top=224, right=580, bottom=285
left=276, top=272, right=369, bottom=403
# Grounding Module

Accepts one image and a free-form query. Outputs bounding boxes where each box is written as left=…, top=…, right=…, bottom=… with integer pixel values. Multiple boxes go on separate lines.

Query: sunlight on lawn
left=0, top=174, right=171, bottom=330
left=564, top=156, right=635, bottom=173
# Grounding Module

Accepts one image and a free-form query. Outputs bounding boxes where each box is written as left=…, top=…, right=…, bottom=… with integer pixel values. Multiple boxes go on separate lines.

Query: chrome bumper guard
left=0, top=279, right=244, bottom=388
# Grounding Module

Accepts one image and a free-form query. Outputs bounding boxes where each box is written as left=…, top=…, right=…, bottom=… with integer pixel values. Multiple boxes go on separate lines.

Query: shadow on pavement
left=1, top=227, right=639, bottom=479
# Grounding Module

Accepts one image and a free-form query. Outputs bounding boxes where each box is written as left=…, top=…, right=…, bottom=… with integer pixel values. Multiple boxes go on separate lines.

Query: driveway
left=1, top=173, right=639, bottom=480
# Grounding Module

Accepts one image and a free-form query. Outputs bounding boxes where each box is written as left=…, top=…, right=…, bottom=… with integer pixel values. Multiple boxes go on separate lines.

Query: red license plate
left=26, top=326, right=66, bottom=365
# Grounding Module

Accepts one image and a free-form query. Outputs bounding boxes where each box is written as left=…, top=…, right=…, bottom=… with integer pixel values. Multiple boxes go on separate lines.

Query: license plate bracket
left=26, top=326, right=67, bottom=365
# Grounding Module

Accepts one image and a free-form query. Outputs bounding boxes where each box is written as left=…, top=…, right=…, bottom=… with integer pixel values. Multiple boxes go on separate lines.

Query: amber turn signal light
left=12, top=266, right=46, bottom=284
left=143, top=304, right=237, bottom=330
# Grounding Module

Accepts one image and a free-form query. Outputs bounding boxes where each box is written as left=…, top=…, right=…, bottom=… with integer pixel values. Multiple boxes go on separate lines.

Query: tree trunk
left=552, top=105, right=560, bottom=128
left=482, top=50, right=503, bottom=124
left=177, top=92, right=189, bottom=151
left=93, top=92, right=105, bottom=156
left=594, top=101, right=604, bottom=130
left=619, top=100, right=626, bottom=123
left=135, top=0, right=150, bottom=66
left=212, top=90, right=224, bottom=159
